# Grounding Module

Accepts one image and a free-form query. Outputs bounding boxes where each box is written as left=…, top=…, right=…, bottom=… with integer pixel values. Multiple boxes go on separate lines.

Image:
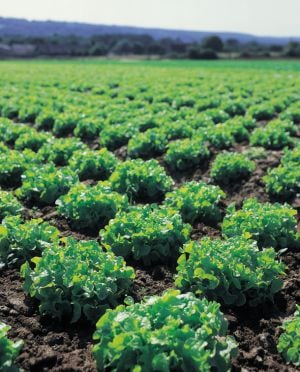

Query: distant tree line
left=0, top=33, right=299, bottom=59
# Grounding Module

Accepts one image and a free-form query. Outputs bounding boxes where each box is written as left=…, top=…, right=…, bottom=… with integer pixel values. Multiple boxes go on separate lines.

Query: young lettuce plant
left=223, top=117, right=250, bottom=142
left=281, top=146, right=300, bottom=164
left=0, top=150, right=28, bottom=187
left=21, top=237, right=135, bottom=322
left=100, top=205, right=191, bottom=265
left=127, top=128, right=168, bottom=159
left=0, top=322, right=23, bottom=371
left=247, top=103, right=276, bottom=120
left=0, top=101, right=19, bottom=120
left=0, top=120, right=29, bottom=145
left=277, top=305, right=300, bottom=367
left=0, top=191, right=23, bottom=221
left=68, top=148, right=118, bottom=181
left=230, top=115, right=256, bottom=130
left=0, top=141, right=9, bottom=154
left=162, top=120, right=193, bottom=140
left=280, top=105, right=300, bottom=123
left=164, top=181, right=225, bottom=224
left=73, top=117, right=103, bottom=139
left=164, top=137, right=210, bottom=171
left=56, top=182, right=128, bottom=230
left=211, top=152, right=255, bottom=185
left=250, top=121, right=294, bottom=150
left=175, top=236, right=285, bottom=307
left=35, top=109, right=55, bottom=130
left=0, top=215, right=59, bottom=266
left=222, top=198, right=299, bottom=249
left=16, top=164, right=79, bottom=205
left=100, top=123, right=138, bottom=150
left=18, top=102, right=41, bottom=123
left=202, top=108, right=230, bottom=123
left=93, top=289, right=237, bottom=372
left=14, top=131, right=51, bottom=152
left=263, top=147, right=300, bottom=198
left=52, top=112, right=79, bottom=137
left=222, top=99, right=247, bottom=117
left=205, top=124, right=235, bottom=149
left=268, top=119, right=298, bottom=135
left=38, top=137, right=87, bottom=166
left=264, top=165, right=300, bottom=199
left=109, top=159, right=173, bottom=202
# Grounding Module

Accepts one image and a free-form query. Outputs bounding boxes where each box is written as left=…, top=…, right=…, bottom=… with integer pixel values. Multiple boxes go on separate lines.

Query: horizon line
left=1, top=15, right=300, bottom=39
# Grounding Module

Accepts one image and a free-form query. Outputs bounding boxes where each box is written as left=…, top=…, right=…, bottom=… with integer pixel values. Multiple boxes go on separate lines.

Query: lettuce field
left=0, top=59, right=299, bottom=371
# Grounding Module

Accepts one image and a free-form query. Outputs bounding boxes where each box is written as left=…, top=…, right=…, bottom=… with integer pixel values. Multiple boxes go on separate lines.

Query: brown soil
left=130, top=265, right=174, bottom=302
left=0, top=268, right=96, bottom=372
left=228, top=249, right=300, bottom=372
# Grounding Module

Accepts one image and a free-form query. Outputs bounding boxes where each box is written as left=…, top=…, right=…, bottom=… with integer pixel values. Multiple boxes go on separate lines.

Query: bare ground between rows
left=229, top=248, right=300, bottom=371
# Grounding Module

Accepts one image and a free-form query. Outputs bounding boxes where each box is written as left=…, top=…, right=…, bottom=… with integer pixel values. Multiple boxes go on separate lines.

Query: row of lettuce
left=1, top=188, right=299, bottom=270
left=8, top=112, right=296, bottom=154
left=0, top=106, right=299, bottom=156
left=1, top=300, right=300, bottom=370
left=0, top=117, right=299, bottom=202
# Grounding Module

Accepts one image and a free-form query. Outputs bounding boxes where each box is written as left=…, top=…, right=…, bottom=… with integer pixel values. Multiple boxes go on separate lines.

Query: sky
left=0, top=0, right=300, bottom=37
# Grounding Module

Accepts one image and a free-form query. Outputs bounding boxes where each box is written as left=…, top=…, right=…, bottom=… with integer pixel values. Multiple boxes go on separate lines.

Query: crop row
left=0, top=119, right=299, bottom=206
